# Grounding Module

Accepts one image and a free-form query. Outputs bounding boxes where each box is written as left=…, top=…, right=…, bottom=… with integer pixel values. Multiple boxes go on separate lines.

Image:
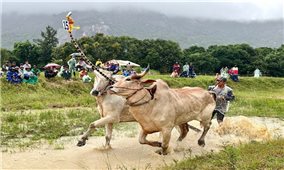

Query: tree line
left=1, top=26, right=284, bottom=76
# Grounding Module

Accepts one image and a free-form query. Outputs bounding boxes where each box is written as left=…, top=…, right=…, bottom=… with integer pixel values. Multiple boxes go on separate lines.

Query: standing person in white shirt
left=254, top=68, right=262, bottom=78
left=180, top=62, right=189, bottom=77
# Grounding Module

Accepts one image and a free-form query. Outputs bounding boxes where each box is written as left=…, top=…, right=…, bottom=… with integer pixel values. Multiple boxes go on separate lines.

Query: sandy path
left=2, top=116, right=284, bottom=170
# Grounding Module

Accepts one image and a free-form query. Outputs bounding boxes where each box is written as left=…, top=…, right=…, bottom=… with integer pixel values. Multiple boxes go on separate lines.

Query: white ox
left=77, top=68, right=189, bottom=148
left=109, top=73, right=216, bottom=155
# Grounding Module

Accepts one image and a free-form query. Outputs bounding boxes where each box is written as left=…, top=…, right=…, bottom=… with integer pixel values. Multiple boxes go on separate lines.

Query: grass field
left=1, top=76, right=96, bottom=111
left=1, top=74, right=284, bottom=169
left=162, top=139, right=284, bottom=170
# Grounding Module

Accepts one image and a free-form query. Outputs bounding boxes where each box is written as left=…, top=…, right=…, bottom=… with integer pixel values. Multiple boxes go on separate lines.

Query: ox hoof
left=153, top=142, right=162, bottom=147
left=177, top=137, right=185, bottom=142
left=103, top=145, right=112, bottom=150
left=155, top=149, right=163, bottom=155
left=155, top=149, right=168, bottom=155
left=198, top=140, right=205, bottom=147
left=77, top=138, right=88, bottom=147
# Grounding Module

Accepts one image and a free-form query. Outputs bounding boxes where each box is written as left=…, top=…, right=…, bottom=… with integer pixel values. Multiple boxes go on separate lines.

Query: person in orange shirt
left=79, top=68, right=88, bottom=79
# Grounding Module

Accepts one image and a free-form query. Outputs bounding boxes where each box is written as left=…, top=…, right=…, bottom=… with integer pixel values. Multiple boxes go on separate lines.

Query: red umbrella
left=44, top=63, right=61, bottom=69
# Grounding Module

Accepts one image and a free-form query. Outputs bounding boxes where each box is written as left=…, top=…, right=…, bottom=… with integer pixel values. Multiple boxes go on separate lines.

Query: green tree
left=184, top=52, right=219, bottom=74
left=183, top=45, right=206, bottom=54
left=207, top=45, right=234, bottom=68
left=35, top=26, right=58, bottom=66
left=208, top=44, right=256, bottom=75
left=1, top=48, right=17, bottom=64
left=249, top=47, right=273, bottom=75
left=141, top=39, right=182, bottom=73
left=233, top=44, right=257, bottom=75
left=51, top=42, right=75, bottom=65
left=13, top=41, right=40, bottom=65
left=264, top=49, right=284, bottom=77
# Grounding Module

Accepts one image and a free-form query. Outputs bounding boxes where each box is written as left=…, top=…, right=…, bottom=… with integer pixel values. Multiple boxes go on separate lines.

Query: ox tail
left=188, top=124, right=201, bottom=132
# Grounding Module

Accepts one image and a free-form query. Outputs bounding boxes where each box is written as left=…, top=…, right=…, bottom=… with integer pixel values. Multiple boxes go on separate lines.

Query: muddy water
left=1, top=116, right=284, bottom=170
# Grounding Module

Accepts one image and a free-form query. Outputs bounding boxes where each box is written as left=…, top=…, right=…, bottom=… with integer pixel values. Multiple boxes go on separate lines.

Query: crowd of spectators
left=98, top=59, right=137, bottom=77
left=1, top=54, right=93, bottom=84
left=58, top=54, right=92, bottom=82
left=1, top=52, right=142, bottom=85
left=171, top=62, right=196, bottom=78
left=2, top=57, right=264, bottom=86
left=170, top=62, right=262, bottom=83
left=2, top=61, right=39, bottom=84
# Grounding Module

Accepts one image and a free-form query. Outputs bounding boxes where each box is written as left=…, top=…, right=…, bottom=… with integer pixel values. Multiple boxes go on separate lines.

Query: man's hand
left=217, top=95, right=225, bottom=100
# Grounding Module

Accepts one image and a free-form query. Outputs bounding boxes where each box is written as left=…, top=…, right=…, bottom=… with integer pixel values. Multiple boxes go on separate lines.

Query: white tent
left=108, top=59, right=140, bottom=67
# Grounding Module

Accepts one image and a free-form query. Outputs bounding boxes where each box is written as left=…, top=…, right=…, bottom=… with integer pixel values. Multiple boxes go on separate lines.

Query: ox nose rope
left=68, top=31, right=116, bottom=84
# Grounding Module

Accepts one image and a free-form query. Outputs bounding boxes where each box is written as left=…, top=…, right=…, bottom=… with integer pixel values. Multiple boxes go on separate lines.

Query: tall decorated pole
left=62, top=12, right=115, bottom=83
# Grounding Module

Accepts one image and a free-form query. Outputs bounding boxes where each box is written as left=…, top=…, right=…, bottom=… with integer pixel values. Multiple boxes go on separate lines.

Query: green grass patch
left=163, top=139, right=284, bottom=170
left=230, top=89, right=284, bottom=117
left=1, top=76, right=96, bottom=111
left=0, top=108, right=101, bottom=148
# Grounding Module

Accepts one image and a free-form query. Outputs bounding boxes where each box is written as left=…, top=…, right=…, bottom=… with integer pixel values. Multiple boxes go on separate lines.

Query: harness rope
left=112, top=86, right=152, bottom=106
left=68, top=32, right=116, bottom=84
left=127, top=91, right=151, bottom=106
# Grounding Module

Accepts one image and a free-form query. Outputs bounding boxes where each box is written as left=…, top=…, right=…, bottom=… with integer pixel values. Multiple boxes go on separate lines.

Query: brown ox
left=77, top=68, right=189, bottom=148
left=109, top=74, right=216, bottom=155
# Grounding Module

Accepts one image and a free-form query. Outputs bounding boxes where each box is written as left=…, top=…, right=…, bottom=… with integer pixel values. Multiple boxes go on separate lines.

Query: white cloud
left=2, top=0, right=283, bottom=21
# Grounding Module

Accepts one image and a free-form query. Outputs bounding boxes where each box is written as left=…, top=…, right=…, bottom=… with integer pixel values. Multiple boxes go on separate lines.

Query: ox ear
left=141, top=79, right=157, bottom=95
left=144, top=82, right=157, bottom=99
left=141, top=79, right=156, bottom=85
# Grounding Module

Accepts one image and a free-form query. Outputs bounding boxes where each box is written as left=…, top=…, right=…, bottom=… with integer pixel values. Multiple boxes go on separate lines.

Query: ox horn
left=131, top=64, right=150, bottom=79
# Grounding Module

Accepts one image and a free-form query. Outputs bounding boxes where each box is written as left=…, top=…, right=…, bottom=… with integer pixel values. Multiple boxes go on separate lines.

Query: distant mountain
left=2, top=10, right=283, bottom=49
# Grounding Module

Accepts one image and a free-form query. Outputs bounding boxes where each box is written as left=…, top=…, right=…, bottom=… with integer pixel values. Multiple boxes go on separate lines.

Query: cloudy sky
left=2, top=0, right=283, bottom=21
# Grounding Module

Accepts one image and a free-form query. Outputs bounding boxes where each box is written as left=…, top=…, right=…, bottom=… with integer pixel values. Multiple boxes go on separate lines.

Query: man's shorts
left=212, top=110, right=225, bottom=122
